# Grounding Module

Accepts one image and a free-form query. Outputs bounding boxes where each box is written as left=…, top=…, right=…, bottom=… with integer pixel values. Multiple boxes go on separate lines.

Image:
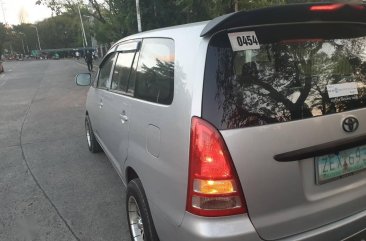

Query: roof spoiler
left=200, top=3, right=366, bottom=37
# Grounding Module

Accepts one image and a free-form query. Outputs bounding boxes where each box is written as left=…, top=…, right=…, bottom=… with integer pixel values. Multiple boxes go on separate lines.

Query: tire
left=85, top=115, right=102, bottom=153
left=126, top=179, right=159, bottom=241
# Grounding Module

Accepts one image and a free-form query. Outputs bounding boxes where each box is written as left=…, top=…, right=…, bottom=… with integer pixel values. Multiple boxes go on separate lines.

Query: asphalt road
left=0, top=60, right=130, bottom=241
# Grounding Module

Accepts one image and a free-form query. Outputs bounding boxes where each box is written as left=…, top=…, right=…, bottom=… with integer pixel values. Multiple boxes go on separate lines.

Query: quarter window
left=135, top=38, right=174, bottom=105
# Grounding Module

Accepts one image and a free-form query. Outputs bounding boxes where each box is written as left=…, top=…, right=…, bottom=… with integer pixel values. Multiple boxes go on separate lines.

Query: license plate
left=315, top=145, right=366, bottom=184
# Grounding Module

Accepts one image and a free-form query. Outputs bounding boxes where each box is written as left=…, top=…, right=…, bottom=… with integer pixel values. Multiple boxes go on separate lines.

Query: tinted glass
left=127, top=51, right=140, bottom=96
left=135, top=38, right=174, bottom=105
left=111, top=52, right=135, bottom=92
left=203, top=23, right=366, bottom=130
left=97, top=53, right=116, bottom=89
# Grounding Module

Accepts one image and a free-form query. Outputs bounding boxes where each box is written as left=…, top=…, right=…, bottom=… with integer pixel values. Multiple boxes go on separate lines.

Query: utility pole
left=234, top=0, right=239, bottom=12
left=21, top=37, right=25, bottom=54
left=0, top=0, right=7, bottom=24
left=78, top=5, right=88, bottom=47
left=31, top=26, right=42, bottom=51
left=135, top=0, right=142, bottom=32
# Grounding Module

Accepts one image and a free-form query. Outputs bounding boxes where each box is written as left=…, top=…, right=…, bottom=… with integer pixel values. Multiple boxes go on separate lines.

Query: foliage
left=1, top=0, right=354, bottom=52
left=33, top=0, right=299, bottom=45
left=0, top=23, right=8, bottom=55
left=37, top=13, right=83, bottom=49
left=35, top=0, right=83, bottom=16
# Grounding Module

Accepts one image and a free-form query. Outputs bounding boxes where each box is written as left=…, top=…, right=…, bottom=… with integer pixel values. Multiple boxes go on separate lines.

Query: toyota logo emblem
left=342, top=117, right=359, bottom=133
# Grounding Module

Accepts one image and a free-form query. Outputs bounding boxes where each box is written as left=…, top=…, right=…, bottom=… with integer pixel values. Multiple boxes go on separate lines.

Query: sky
left=0, top=0, right=52, bottom=25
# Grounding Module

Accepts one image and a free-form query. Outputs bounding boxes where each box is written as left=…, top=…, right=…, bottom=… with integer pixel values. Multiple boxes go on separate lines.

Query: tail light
left=310, top=3, right=344, bottom=11
left=310, top=3, right=365, bottom=12
left=186, top=117, right=247, bottom=217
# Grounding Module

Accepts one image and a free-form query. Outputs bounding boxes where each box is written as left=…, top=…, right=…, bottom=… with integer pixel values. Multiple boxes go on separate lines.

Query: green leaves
left=3, top=0, right=297, bottom=52
left=37, top=0, right=291, bottom=44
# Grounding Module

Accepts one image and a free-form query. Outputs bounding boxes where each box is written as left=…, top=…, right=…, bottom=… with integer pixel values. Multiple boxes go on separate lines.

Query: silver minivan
left=76, top=3, right=366, bottom=241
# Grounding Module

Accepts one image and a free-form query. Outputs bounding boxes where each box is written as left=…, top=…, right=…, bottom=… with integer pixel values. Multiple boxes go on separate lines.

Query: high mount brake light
left=186, top=117, right=247, bottom=217
left=310, top=4, right=365, bottom=12
left=310, top=4, right=344, bottom=11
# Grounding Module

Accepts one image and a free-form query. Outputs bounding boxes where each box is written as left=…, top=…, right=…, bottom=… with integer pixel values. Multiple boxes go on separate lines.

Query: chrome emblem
left=342, top=117, right=359, bottom=133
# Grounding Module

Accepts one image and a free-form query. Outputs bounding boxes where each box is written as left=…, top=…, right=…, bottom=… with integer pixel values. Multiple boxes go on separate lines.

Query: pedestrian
left=85, top=50, right=93, bottom=72
left=75, top=51, right=80, bottom=60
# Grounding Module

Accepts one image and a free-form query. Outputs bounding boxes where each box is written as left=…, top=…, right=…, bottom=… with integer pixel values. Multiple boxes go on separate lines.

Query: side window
left=127, top=51, right=140, bottom=96
left=97, top=53, right=116, bottom=89
left=135, top=38, right=174, bottom=105
left=111, top=51, right=136, bottom=92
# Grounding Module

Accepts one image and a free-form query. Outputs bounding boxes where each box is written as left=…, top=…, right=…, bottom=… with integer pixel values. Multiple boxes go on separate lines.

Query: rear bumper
left=174, top=208, right=366, bottom=241
left=280, top=208, right=366, bottom=241
left=178, top=213, right=262, bottom=241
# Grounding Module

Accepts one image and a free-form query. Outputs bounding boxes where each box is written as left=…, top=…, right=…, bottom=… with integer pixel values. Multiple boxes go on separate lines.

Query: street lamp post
left=31, top=26, right=42, bottom=51
left=21, top=37, right=25, bottom=54
left=78, top=5, right=88, bottom=48
left=19, top=32, right=26, bottom=54
left=84, top=15, right=97, bottom=48
left=135, top=0, right=142, bottom=32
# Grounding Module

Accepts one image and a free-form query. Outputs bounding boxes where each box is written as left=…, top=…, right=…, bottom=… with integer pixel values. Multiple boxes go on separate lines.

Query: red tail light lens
left=351, top=5, right=365, bottom=10
left=186, top=117, right=247, bottom=217
left=310, top=4, right=344, bottom=11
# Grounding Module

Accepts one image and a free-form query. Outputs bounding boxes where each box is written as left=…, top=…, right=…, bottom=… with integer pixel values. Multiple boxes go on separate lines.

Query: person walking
left=75, top=51, right=80, bottom=60
left=85, top=50, right=93, bottom=72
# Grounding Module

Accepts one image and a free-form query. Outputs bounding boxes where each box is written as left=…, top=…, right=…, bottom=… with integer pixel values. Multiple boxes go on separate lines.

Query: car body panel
left=82, top=5, right=366, bottom=240
left=99, top=90, right=130, bottom=172
left=221, top=109, right=366, bottom=240
left=124, top=24, right=209, bottom=228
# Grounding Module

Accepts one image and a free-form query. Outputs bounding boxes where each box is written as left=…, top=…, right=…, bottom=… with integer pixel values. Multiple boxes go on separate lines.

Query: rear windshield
left=202, top=23, right=366, bottom=130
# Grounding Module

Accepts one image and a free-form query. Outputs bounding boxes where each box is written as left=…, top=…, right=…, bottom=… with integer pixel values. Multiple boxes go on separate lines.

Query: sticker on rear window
left=228, top=31, right=260, bottom=51
left=326, top=82, right=358, bottom=99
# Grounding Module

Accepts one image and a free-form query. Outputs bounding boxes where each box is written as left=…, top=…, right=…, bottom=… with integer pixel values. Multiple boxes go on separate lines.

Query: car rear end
left=180, top=3, right=366, bottom=241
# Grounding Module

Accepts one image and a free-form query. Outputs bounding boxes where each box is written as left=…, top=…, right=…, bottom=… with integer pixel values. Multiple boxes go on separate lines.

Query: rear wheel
left=85, top=115, right=102, bottom=153
left=126, top=179, right=159, bottom=241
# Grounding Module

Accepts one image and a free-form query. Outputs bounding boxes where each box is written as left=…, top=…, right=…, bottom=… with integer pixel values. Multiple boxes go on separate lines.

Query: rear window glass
left=203, top=23, right=366, bottom=130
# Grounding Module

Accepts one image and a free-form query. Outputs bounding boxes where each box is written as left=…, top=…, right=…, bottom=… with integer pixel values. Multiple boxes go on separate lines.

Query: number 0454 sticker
left=228, top=31, right=260, bottom=51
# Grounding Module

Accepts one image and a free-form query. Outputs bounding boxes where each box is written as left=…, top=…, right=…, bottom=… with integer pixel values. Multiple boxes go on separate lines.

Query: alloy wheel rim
left=128, top=196, right=145, bottom=241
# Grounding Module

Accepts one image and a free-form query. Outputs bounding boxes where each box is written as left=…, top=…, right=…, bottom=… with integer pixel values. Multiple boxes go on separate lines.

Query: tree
left=0, top=23, right=8, bottom=56
left=36, top=13, right=84, bottom=49
left=35, top=0, right=307, bottom=44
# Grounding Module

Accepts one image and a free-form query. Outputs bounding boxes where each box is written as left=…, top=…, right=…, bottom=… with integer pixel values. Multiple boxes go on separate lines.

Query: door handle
left=120, top=114, right=128, bottom=123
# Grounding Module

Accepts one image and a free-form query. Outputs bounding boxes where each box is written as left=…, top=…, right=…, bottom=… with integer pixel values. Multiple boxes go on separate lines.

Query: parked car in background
left=76, top=3, right=366, bottom=241
left=52, top=53, right=60, bottom=60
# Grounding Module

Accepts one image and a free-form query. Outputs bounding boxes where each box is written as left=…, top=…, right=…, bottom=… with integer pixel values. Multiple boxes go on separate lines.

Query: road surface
left=0, top=60, right=130, bottom=241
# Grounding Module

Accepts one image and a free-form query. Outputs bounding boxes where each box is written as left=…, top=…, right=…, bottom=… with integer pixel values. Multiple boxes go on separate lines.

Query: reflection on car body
left=76, top=3, right=366, bottom=241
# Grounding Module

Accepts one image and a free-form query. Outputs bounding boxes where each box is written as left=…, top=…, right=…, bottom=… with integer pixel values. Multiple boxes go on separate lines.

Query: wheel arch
left=126, top=166, right=139, bottom=184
